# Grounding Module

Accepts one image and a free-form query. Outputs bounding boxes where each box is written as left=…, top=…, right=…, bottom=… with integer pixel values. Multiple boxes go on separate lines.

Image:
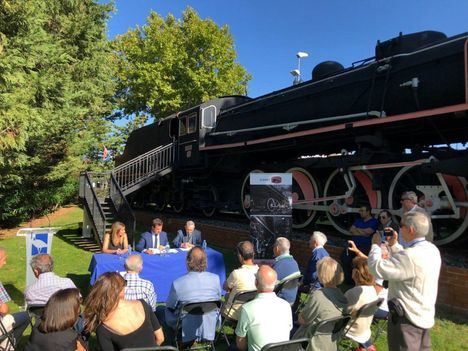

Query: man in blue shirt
left=156, top=247, right=221, bottom=345
left=303, top=231, right=329, bottom=289
left=271, top=237, right=301, bottom=305
left=342, top=204, right=378, bottom=284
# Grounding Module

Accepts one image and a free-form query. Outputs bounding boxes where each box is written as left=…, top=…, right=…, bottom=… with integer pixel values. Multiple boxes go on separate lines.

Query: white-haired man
left=368, top=211, right=441, bottom=351
left=303, top=231, right=329, bottom=289
left=25, top=253, right=77, bottom=305
left=235, top=265, right=292, bottom=351
left=400, top=191, right=433, bottom=243
left=272, top=237, right=301, bottom=305
left=124, top=254, right=157, bottom=311
left=173, top=220, right=202, bottom=248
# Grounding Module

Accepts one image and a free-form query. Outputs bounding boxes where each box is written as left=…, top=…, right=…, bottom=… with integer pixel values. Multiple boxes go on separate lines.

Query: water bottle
left=128, top=245, right=132, bottom=256
left=202, top=240, right=207, bottom=250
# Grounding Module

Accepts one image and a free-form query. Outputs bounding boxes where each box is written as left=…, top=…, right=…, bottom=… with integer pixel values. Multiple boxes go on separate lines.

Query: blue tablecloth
left=88, top=248, right=226, bottom=302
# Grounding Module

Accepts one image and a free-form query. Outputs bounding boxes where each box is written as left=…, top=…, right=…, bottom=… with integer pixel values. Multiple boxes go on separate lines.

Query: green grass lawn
left=1, top=206, right=466, bottom=350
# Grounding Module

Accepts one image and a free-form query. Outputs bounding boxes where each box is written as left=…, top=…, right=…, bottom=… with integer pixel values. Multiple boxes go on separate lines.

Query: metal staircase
left=79, top=142, right=176, bottom=245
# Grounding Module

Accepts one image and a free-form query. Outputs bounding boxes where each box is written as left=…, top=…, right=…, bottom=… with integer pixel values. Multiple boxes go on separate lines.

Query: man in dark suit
left=136, top=218, right=169, bottom=254
left=172, top=220, right=202, bottom=248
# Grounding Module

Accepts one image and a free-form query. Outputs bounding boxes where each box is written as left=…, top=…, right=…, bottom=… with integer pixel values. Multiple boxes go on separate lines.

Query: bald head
left=256, top=265, right=277, bottom=292
left=186, top=246, right=207, bottom=272
left=125, top=254, right=143, bottom=273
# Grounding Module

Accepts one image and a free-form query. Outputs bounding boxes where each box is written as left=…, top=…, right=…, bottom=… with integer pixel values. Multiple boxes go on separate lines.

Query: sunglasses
left=400, top=198, right=410, bottom=202
left=379, top=216, right=387, bottom=219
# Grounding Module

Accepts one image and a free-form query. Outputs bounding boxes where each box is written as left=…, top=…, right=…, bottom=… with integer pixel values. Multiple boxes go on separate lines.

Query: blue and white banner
left=17, top=228, right=58, bottom=287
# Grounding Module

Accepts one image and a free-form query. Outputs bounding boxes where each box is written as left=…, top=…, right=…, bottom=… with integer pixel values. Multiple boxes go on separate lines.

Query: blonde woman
left=102, top=222, right=129, bottom=254
left=293, top=257, right=348, bottom=350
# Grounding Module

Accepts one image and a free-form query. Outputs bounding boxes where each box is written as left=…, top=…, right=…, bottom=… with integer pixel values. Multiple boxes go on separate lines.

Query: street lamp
left=291, top=51, right=309, bottom=85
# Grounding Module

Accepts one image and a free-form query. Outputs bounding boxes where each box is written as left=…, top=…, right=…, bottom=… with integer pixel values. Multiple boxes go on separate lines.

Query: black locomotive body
left=118, top=31, right=468, bottom=245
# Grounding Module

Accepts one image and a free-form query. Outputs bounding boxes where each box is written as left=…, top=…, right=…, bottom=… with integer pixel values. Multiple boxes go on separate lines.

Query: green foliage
left=112, top=6, right=251, bottom=119
left=0, top=0, right=115, bottom=226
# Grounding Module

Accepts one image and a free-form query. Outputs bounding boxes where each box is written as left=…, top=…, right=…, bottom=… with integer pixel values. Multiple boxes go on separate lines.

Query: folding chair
left=26, top=304, right=46, bottom=328
left=216, top=289, right=257, bottom=346
left=0, top=317, right=16, bottom=351
left=175, top=300, right=221, bottom=351
left=307, top=314, right=351, bottom=351
left=122, top=347, right=178, bottom=351
left=261, top=337, right=309, bottom=351
left=340, top=298, right=384, bottom=349
left=274, top=274, right=303, bottom=305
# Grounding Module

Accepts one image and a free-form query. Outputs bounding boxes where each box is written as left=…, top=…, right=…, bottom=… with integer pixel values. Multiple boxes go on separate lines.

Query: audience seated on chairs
left=102, top=221, right=129, bottom=255
left=124, top=254, right=158, bottom=311
left=222, top=241, right=258, bottom=320
left=345, top=257, right=378, bottom=351
left=25, top=288, right=86, bottom=351
left=271, top=237, right=301, bottom=305
left=234, top=265, right=292, bottom=351
left=25, top=253, right=77, bottom=306
left=173, top=221, right=202, bottom=248
left=84, top=272, right=164, bottom=350
left=137, top=218, right=169, bottom=254
left=292, top=257, right=348, bottom=350
left=0, top=248, right=30, bottom=346
left=157, top=246, right=221, bottom=346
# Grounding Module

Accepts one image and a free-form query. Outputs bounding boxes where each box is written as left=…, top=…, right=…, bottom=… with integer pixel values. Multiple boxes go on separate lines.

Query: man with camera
left=367, top=211, right=441, bottom=351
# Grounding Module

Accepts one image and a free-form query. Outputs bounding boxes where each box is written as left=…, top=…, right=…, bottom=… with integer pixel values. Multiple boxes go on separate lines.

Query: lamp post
left=291, top=51, right=309, bottom=85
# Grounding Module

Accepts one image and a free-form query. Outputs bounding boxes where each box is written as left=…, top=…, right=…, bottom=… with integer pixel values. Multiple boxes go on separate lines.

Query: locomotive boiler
left=116, top=30, right=468, bottom=245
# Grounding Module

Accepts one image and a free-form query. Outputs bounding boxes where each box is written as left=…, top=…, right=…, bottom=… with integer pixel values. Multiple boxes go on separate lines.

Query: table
left=88, top=248, right=226, bottom=302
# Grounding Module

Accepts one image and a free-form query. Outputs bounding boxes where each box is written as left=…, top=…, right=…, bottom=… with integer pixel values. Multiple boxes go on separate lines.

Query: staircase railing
left=110, top=173, right=136, bottom=247
left=113, top=143, right=175, bottom=194
left=79, top=172, right=107, bottom=242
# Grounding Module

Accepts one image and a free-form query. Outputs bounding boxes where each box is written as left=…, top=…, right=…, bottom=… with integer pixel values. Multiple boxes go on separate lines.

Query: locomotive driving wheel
left=202, top=186, right=218, bottom=217
left=287, top=167, right=320, bottom=229
left=323, top=169, right=381, bottom=235
left=388, top=165, right=468, bottom=245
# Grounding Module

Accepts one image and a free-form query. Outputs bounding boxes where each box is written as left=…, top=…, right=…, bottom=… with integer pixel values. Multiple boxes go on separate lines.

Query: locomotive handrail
left=109, top=173, right=136, bottom=248
left=113, top=142, right=175, bottom=194
left=79, top=172, right=107, bottom=242
left=209, top=110, right=382, bottom=136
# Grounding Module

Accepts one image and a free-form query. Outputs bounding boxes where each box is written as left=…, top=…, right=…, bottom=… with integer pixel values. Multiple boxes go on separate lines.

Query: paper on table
left=179, top=247, right=191, bottom=251
left=167, top=249, right=178, bottom=254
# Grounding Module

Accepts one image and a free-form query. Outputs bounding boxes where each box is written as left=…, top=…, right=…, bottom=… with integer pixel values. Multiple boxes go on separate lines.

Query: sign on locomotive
left=116, top=30, right=468, bottom=246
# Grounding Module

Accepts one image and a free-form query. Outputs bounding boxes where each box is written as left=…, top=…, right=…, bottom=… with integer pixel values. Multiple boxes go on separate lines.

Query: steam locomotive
left=118, top=30, right=468, bottom=245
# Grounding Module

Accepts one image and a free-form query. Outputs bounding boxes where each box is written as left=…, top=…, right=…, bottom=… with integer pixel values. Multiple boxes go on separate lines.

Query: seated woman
left=25, top=288, right=86, bottom=351
left=345, top=257, right=378, bottom=351
left=102, top=221, right=129, bottom=254
left=293, top=257, right=348, bottom=350
left=84, top=272, right=164, bottom=351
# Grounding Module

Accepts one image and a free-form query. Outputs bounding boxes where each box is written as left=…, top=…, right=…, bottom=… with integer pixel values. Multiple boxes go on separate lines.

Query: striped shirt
left=0, top=282, right=11, bottom=304
left=25, top=272, right=77, bottom=305
left=124, top=272, right=157, bottom=311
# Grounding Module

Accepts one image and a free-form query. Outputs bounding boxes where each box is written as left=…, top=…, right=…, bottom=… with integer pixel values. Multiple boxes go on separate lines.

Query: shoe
left=366, top=345, right=377, bottom=351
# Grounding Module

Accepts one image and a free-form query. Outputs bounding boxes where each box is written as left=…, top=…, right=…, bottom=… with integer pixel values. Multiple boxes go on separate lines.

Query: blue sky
left=104, top=0, right=468, bottom=98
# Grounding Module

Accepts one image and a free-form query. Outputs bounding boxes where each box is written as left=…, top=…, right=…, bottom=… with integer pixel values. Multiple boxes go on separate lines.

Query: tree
left=0, top=0, right=115, bottom=226
left=112, top=7, right=251, bottom=119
